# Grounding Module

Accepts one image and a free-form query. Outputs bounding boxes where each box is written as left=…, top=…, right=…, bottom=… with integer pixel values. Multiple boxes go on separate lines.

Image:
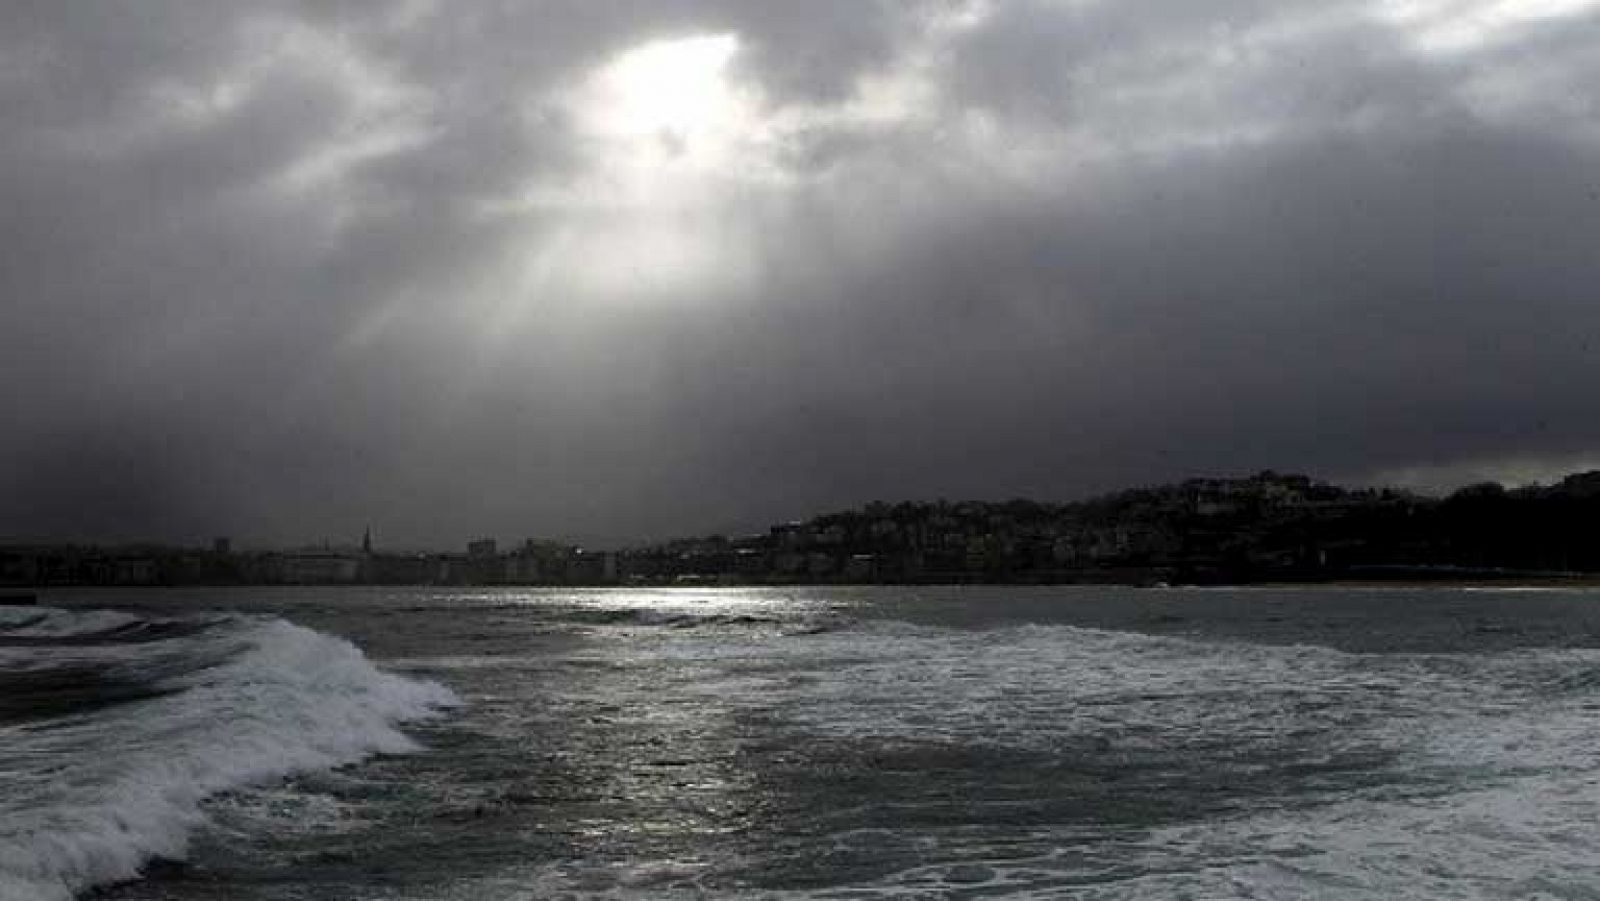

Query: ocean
left=7, top=585, right=1600, bottom=900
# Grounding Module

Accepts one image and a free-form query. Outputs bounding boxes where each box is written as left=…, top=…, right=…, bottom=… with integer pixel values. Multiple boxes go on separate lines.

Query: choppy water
left=9, top=585, right=1600, bottom=899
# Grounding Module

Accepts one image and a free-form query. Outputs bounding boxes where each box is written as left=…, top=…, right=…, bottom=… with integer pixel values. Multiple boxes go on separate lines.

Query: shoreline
left=20, top=576, right=1600, bottom=594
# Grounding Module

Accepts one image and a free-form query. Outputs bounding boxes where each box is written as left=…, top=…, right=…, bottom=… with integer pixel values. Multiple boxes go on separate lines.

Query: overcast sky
left=4, top=1, right=1600, bottom=548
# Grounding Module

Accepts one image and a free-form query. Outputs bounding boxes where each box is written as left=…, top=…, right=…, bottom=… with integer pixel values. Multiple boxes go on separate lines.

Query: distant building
left=111, top=557, right=158, bottom=585
left=467, top=538, right=497, bottom=559
left=505, top=550, right=541, bottom=583
left=844, top=554, right=878, bottom=581
left=272, top=552, right=361, bottom=584
left=0, top=551, right=39, bottom=585
left=366, top=553, right=435, bottom=585
left=771, top=522, right=805, bottom=549
left=806, top=552, right=835, bottom=577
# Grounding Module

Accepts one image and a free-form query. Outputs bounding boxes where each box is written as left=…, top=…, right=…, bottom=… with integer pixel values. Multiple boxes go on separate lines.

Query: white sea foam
left=585, top=619, right=1600, bottom=899
left=624, top=620, right=1419, bottom=755
left=0, top=606, right=143, bottom=637
left=870, top=633, right=1600, bottom=899
left=0, top=610, right=458, bottom=901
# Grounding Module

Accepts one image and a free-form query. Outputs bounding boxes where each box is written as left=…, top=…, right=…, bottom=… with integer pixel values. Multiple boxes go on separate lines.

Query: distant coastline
left=9, top=469, right=1600, bottom=590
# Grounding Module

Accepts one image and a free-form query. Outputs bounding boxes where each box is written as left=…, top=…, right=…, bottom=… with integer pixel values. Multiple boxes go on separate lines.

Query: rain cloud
left=3, top=0, right=1599, bottom=546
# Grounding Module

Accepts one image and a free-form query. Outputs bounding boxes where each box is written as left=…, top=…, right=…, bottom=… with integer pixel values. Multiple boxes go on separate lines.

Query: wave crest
left=0, top=609, right=459, bottom=901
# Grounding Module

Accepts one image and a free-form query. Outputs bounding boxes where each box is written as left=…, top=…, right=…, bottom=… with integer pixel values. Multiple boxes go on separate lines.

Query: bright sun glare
left=512, top=33, right=757, bottom=307
left=588, top=33, right=743, bottom=149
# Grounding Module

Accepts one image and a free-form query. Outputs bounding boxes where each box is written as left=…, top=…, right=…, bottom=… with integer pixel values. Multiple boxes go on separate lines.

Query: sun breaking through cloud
left=3, top=1, right=1600, bottom=546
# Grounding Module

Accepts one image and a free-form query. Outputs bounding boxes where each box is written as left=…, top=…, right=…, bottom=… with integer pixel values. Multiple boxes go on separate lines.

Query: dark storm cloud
left=4, top=0, right=1599, bottom=547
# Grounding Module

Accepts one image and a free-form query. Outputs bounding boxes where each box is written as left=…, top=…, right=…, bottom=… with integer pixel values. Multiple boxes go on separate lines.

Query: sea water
left=8, top=585, right=1600, bottom=899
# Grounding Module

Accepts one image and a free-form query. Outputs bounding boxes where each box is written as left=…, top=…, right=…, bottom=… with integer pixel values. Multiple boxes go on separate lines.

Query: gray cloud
left=4, top=0, right=1599, bottom=547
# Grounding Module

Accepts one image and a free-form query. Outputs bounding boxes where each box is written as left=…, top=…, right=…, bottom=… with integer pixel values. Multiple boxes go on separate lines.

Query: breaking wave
left=0, top=606, right=458, bottom=901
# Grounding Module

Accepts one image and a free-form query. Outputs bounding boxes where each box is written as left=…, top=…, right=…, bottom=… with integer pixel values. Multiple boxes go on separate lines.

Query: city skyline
left=12, top=468, right=1600, bottom=590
